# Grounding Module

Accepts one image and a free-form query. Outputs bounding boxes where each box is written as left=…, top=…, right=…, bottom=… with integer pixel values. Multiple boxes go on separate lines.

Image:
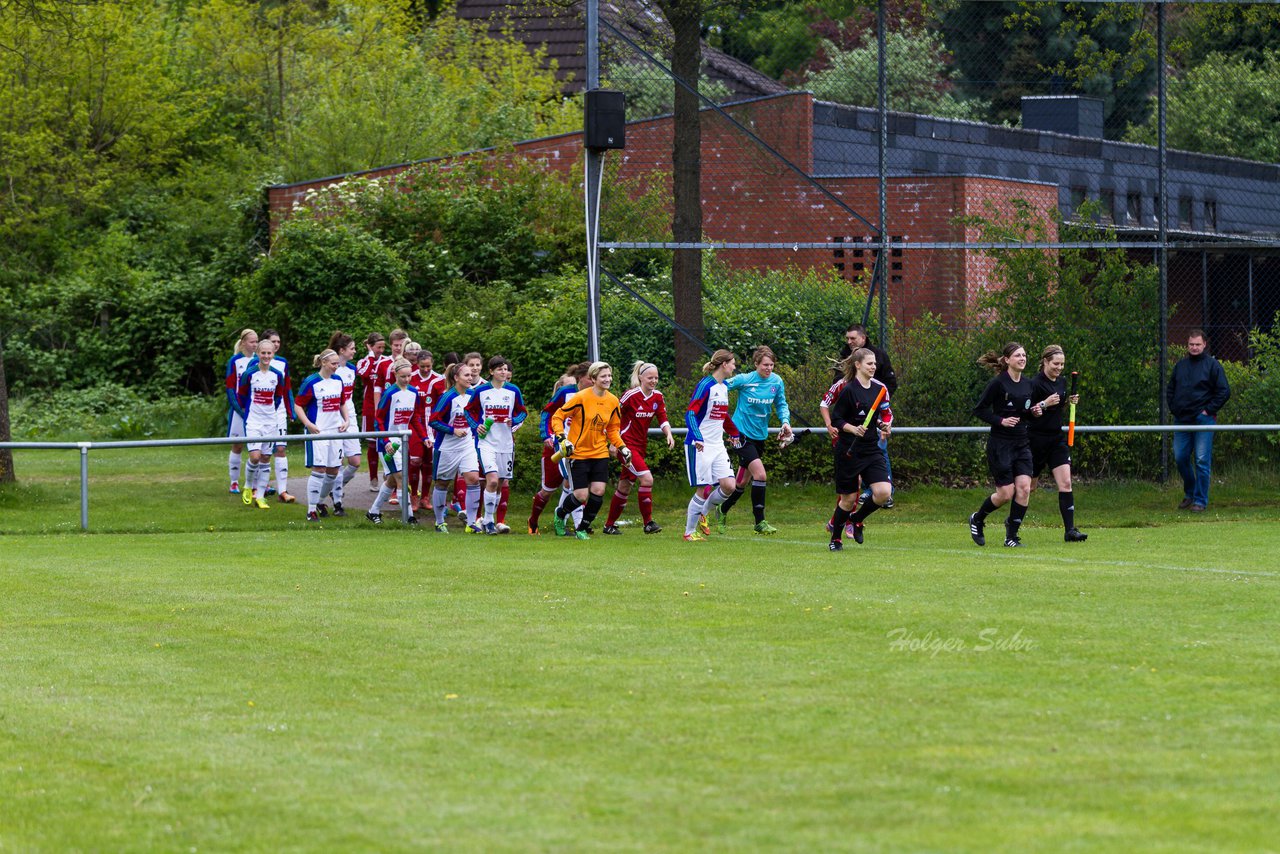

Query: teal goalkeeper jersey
left=725, top=371, right=790, bottom=441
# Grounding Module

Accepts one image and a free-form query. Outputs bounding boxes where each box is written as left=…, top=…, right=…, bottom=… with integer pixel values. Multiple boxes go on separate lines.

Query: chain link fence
left=586, top=0, right=1280, bottom=478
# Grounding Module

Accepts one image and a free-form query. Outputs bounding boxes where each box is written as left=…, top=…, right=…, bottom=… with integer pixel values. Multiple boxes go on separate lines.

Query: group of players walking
left=223, top=325, right=1086, bottom=548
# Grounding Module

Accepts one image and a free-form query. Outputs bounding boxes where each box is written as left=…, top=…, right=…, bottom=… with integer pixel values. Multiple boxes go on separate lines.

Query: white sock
left=484, top=489, right=499, bottom=525
left=275, top=455, right=289, bottom=495
left=257, top=461, right=272, bottom=496
left=307, top=471, right=324, bottom=512
left=341, top=463, right=358, bottom=485
left=318, top=472, right=337, bottom=504
left=371, top=483, right=392, bottom=514
left=332, top=468, right=344, bottom=505
left=229, top=451, right=242, bottom=486
left=433, top=487, right=449, bottom=526
left=466, top=484, right=482, bottom=525
left=685, top=491, right=708, bottom=534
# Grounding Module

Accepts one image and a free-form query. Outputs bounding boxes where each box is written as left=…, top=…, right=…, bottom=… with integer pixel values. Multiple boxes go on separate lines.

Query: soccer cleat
left=682, top=532, right=706, bottom=542
left=229, top=482, right=240, bottom=494
left=331, top=502, right=346, bottom=518
left=844, top=522, right=857, bottom=540
left=254, top=498, right=270, bottom=510
left=305, top=510, right=320, bottom=523
left=278, top=491, right=296, bottom=504
left=1064, top=528, right=1088, bottom=542
left=713, top=507, right=729, bottom=534
left=366, top=511, right=382, bottom=525
left=602, top=525, right=622, bottom=535
left=450, top=500, right=463, bottom=515
left=316, top=504, right=329, bottom=518
left=852, top=523, right=865, bottom=545
left=573, top=528, right=590, bottom=541
left=643, top=521, right=662, bottom=534
left=242, top=489, right=253, bottom=506
left=405, top=515, right=420, bottom=526
left=697, top=514, right=711, bottom=537
left=754, top=520, right=778, bottom=535
left=1178, top=497, right=1194, bottom=509
left=434, top=523, right=449, bottom=534
left=265, top=487, right=277, bottom=498
left=829, top=539, right=843, bottom=552
left=465, top=523, right=484, bottom=534
left=494, top=523, right=511, bottom=534
left=484, top=522, right=497, bottom=535
left=586, top=524, right=596, bottom=535
left=826, top=518, right=835, bottom=534
left=1004, top=536, right=1023, bottom=548
left=388, top=492, right=399, bottom=506
left=368, top=481, right=379, bottom=492
left=969, top=513, right=985, bottom=547
left=553, top=513, right=566, bottom=538
left=527, top=524, right=539, bottom=535
left=883, top=497, right=895, bottom=509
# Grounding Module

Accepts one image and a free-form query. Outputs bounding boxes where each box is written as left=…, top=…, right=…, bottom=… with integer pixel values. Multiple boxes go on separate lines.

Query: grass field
left=2, top=448, right=1279, bottom=851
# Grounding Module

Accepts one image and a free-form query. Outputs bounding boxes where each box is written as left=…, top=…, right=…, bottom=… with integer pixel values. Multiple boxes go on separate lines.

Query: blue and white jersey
left=465, top=382, right=528, bottom=453
left=224, top=353, right=254, bottom=416
left=247, top=353, right=293, bottom=425
left=684, top=376, right=734, bottom=447
left=429, top=388, right=475, bottom=453
left=237, top=366, right=287, bottom=433
left=295, top=373, right=348, bottom=433
left=725, top=370, right=790, bottom=441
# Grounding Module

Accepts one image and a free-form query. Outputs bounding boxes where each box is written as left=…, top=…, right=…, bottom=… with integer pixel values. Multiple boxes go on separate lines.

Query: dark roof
left=454, top=0, right=789, bottom=102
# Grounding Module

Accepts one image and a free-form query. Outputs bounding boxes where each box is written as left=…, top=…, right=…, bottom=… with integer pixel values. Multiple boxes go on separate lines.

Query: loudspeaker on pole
left=584, top=89, right=626, bottom=150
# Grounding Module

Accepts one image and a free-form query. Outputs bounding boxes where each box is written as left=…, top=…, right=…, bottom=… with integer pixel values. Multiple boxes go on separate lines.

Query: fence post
left=79, top=442, right=90, bottom=531
left=400, top=431, right=411, bottom=525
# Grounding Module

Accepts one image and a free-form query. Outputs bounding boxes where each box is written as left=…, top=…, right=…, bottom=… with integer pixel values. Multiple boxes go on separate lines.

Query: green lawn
left=2, top=449, right=1278, bottom=851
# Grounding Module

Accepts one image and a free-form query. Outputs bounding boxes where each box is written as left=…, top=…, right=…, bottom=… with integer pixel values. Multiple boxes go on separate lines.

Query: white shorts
left=227, top=409, right=246, bottom=439
left=479, top=446, right=514, bottom=480
left=381, top=444, right=404, bottom=476
left=305, top=437, right=342, bottom=469
left=433, top=442, right=479, bottom=481
left=275, top=410, right=288, bottom=448
left=245, top=420, right=278, bottom=456
left=684, top=442, right=733, bottom=487
left=342, top=432, right=361, bottom=459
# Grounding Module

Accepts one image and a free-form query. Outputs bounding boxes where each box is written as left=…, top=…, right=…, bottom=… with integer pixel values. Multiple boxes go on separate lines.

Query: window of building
left=1125, top=193, right=1141, bottom=225
left=1069, top=187, right=1087, bottom=218
left=1178, top=197, right=1194, bottom=229
left=1100, top=189, right=1116, bottom=224
left=1205, top=200, right=1218, bottom=231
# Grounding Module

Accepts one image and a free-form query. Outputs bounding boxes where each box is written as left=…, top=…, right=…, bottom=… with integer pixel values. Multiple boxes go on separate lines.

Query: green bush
left=10, top=383, right=223, bottom=441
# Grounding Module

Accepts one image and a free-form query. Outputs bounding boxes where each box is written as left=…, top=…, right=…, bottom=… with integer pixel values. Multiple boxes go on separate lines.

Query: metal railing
left=5, top=423, right=1276, bottom=532
left=1, top=430, right=411, bottom=531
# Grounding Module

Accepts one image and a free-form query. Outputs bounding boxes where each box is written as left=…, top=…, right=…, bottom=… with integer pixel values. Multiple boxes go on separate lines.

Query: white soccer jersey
left=296, top=374, right=348, bottom=433
left=243, top=369, right=286, bottom=435
left=470, top=383, right=527, bottom=453
left=686, top=376, right=732, bottom=446
left=335, top=362, right=358, bottom=428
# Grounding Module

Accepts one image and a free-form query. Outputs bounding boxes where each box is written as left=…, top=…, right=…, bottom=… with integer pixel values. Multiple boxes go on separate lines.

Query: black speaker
left=584, top=89, right=626, bottom=150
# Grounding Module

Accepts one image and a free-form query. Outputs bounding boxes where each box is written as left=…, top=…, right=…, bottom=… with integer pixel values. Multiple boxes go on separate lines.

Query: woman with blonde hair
left=681, top=350, right=741, bottom=542
left=602, top=360, right=675, bottom=535
left=294, top=349, right=354, bottom=523
left=223, top=328, right=258, bottom=493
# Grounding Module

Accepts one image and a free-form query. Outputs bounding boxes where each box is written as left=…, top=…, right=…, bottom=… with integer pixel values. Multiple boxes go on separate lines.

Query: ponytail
left=630, top=360, right=657, bottom=388
left=977, top=342, right=1025, bottom=373
left=702, top=349, right=735, bottom=374
left=312, top=349, right=337, bottom=369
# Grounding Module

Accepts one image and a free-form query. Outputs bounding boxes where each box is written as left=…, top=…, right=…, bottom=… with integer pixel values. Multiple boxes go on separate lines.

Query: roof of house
left=454, top=0, right=789, bottom=101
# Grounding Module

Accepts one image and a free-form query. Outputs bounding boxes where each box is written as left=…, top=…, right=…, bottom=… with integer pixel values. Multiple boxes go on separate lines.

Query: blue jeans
left=1173, top=413, right=1215, bottom=507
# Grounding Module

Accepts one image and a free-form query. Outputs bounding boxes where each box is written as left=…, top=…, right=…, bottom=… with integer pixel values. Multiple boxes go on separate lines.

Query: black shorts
left=987, top=437, right=1034, bottom=486
left=567, top=458, right=610, bottom=488
left=1029, top=433, right=1071, bottom=478
left=735, top=437, right=765, bottom=468
left=834, top=445, right=889, bottom=495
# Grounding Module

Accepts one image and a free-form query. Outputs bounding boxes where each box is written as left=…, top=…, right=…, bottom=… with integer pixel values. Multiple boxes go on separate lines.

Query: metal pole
left=1157, top=2, right=1169, bottom=483
left=584, top=0, right=602, bottom=362
left=1248, top=253, right=1255, bottom=359
left=79, top=443, right=90, bottom=531
left=877, top=0, right=889, bottom=348
left=400, top=432, right=411, bottom=525
left=1201, top=250, right=1208, bottom=331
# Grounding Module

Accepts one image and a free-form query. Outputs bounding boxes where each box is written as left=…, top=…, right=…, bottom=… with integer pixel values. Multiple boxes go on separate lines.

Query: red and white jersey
left=296, top=373, right=350, bottom=433
left=335, top=361, right=358, bottom=427
left=465, top=382, right=528, bottom=453
left=619, top=387, right=669, bottom=453
left=356, top=352, right=391, bottom=416
left=409, top=370, right=446, bottom=414
left=820, top=378, right=846, bottom=409
left=238, top=367, right=286, bottom=433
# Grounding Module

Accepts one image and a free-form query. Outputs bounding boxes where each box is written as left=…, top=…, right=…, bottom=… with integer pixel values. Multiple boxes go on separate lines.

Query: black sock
left=976, top=496, right=998, bottom=522
left=750, top=480, right=767, bottom=524
left=1059, top=491, right=1075, bottom=530
left=1006, top=500, right=1028, bottom=539
left=579, top=492, right=604, bottom=529
left=851, top=499, right=880, bottom=525
left=719, top=486, right=745, bottom=515
left=557, top=494, right=582, bottom=519
left=830, top=506, right=852, bottom=541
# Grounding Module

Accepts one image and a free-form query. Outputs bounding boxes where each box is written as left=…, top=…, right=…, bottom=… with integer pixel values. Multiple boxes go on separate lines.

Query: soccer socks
left=830, top=504, right=853, bottom=542
left=432, top=487, right=449, bottom=526
left=371, top=483, right=392, bottom=514
left=256, top=462, right=273, bottom=498
left=605, top=489, right=629, bottom=526
left=497, top=484, right=509, bottom=524
left=454, top=477, right=467, bottom=509
left=529, top=490, right=549, bottom=527
left=483, top=489, right=499, bottom=525
left=274, top=455, right=289, bottom=495
left=850, top=498, right=881, bottom=525
left=318, top=471, right=337, bottom=505
left=1059, top=491, right=1076, bottom=531
left=579, top=492, right=604, bottom=529
left=229, top=451, right=242, bottom=486
left=557, top=493, right=583, bottom=520
left=750, top=480, right=767, bottom=524
left=974, top=496, right=999, bottom=523
left=306, top=471, right=325, bottom=512
left=718, top=486, right=745, bottom=516
left=637, top=486, right=653, bottom=523
left=684, top=491, right=707, bottom=535
left=332, top=467, right=345, bottom=506
left=341, top=463, right=358, bottom=485
left=1006, top=500, right=1028, bottom=541
left=465, top=484, right=482, bottom=525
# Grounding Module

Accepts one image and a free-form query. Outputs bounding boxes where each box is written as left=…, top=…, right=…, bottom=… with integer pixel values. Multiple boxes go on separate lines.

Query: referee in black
left=968, top=343, right=1035, bottom=548
left=836, top=324, right=897, bottom=507
left=1027, top=345, right=1087, bottom=542
left=828, top=348, right=893, bottom=550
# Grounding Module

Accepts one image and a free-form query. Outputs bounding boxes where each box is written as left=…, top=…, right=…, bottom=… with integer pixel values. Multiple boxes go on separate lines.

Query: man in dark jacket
left=1166, top=329, right=1230, bottom=511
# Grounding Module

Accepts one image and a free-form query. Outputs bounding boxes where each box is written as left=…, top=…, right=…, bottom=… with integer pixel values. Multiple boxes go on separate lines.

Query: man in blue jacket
left=1167, top=329, right=1231, bottom=511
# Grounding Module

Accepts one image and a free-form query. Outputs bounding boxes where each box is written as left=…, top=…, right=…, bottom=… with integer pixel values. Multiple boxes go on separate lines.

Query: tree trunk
left=0, top=339, right=15, bottom=483
left=667, top=3, right=705, bottom=377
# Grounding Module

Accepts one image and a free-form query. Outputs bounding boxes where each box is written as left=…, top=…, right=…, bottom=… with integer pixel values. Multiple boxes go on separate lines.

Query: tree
left=1125, top=50, right=1280, bottom=164
left=805, top=29, right=987, bottom=119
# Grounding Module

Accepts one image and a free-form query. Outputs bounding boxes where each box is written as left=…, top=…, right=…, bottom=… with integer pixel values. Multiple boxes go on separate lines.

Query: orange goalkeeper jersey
left=551, top=389, right=624, bottom=460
